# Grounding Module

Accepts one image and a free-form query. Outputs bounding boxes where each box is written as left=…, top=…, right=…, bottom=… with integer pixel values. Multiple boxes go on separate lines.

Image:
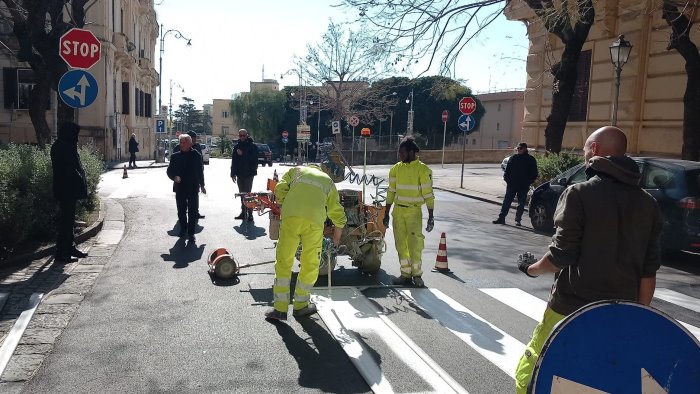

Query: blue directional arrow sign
left=457, top=114, right=476, bottom=133
left=58, top=70, right=98, bottom=108
left=532, top=301, right=700, bottom=393
left=156, top=119, right=166, bottom=133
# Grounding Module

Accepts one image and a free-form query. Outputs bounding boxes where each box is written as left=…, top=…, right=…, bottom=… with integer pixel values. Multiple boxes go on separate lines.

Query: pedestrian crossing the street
left=311, top=285, right=700, bottom=393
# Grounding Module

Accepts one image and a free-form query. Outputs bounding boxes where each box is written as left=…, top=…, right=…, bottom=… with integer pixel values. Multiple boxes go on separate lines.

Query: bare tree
left=662, top=0, right=700, bottom=161
left=0, top=0, right=90, bottom=146
left=343, top=0, right=595, bottom=153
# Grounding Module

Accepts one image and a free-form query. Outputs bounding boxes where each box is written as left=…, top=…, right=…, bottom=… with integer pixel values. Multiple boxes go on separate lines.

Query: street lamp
left=379, top=92, right=397, bottom=148
left=168, top=79, right=184, bottom=155
left=609, top=34, right=633, bottom=126
left=309, top=98, right=322, bottom=145
left=158, top=25, right=191, bottom=161
left=406, top=88, right=414, bottom=135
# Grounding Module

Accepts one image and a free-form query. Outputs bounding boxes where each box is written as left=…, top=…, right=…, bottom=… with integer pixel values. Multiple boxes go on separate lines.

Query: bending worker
left=266, top=165, right=346, bottom=321
left=383, top=137, right=435, bottom=288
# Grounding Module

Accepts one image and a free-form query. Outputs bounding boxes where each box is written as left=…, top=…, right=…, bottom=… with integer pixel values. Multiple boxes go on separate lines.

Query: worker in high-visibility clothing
left=266, top=165, right=346, bottom=321
left=383, top=137, right=435, bottom=287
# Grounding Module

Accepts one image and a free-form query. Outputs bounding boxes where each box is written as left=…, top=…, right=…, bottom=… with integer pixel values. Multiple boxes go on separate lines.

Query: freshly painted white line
left=479, top=288, right=547, bottom=321
left=0, top=293, right=9, bottom=312
left=313, top=287, right=469, bottom=394
left=398, top=288, right=526, bottom=379
left=654, top=288, right=700, bottom=314
left=0, top=293, right=43, bottom=375
left=679, top=321, right=700, bottom=341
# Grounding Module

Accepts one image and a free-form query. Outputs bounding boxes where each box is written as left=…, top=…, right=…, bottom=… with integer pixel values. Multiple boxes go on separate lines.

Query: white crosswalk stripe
left=654, top=288, right=700, bottom=314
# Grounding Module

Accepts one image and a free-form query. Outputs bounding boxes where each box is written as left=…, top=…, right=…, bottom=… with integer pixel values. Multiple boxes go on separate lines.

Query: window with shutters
left=121, top=82, right=130, bottom=114
left=568, top=50, right=592, bottom=122
left=145, top=93, right=152, bottom=117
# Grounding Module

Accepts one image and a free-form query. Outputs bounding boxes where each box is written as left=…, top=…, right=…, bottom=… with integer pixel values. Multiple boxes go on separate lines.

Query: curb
left=107, top=162, right=168, bottom=171
left=1, top=199, right=105, bottom=267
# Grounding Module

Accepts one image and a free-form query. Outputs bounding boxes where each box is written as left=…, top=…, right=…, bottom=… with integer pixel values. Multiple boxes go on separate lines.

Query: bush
left=533, top=151, right=583, bottom=186
left=0, top=144, right=103, bottom=258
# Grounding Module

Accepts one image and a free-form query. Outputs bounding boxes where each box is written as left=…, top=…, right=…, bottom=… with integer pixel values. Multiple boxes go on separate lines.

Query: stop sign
left=59, top=28, right=101, bottom=69
left=459, top=96, right=476, bottom=115
left=282, top=130, right=289, bottom=138
left=441, top=110, right=449, bottom=122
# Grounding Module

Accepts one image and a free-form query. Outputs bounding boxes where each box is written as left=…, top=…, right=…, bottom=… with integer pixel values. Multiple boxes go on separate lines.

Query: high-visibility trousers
left=392, top=205, right=424, bottom=278
left=514, top=307, right=566, bottom=393
left=272, top=216, right=323, bottom=313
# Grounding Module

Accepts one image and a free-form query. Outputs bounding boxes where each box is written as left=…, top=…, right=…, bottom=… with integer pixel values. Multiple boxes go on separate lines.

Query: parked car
left=256, top=143, right=273, bottom=167
left=501, top=156, right=510, bottom=172
left=529, top=158, right=700, bottom=253
left=200, top=143, right=210, bottom=165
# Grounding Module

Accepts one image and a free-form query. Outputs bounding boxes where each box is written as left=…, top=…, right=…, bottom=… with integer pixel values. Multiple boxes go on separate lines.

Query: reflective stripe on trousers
left=392, top=205, right=424, bottom=277
left=272, top=216, right=323, bottom=313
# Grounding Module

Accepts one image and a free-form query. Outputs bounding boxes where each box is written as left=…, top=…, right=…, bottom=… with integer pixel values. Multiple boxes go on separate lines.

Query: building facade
left=210, top=99, right=237, bottom=137
left=505, top=0, right=700, bottom=157
left=0, top=1, right=159, bottom=162
left=465, top=91, right=524, bottom=150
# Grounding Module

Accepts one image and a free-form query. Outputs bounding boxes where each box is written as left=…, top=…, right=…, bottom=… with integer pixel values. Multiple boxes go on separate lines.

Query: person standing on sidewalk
left=382, top=137, right=435, bottom=288
left=51, top=122, right=89, bottom=263
left=514, top=126, right=663, bottom=393
left=128, top=133, right=139, bottom=168
left=167, top=134, right=206, bottom=242
left=493, top=142, right=538, bottom=226
left=265, top=165, right=346, bottom=321
left=230, top=129, right=258, bottom=221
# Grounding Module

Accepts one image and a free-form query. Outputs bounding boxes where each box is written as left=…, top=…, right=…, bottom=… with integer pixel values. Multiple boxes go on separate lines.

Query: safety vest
left=274, top=166, right=347, bottom=227
left=387, top=159, right=435, bottom=209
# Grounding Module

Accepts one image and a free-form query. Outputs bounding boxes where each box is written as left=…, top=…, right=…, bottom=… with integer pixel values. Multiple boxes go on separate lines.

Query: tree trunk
left=28, top=69, right=52, bottom=146
left=663, top=2, right=700, bottom=161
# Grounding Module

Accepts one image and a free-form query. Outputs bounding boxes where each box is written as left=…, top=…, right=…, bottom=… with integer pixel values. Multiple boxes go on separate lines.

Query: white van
left=200, top=143, right=210, bottom=165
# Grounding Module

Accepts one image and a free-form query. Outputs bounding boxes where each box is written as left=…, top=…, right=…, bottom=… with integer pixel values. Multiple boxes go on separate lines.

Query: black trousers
left=499, top=186, right=528, bottom=222
left=129, top=152, right=136, bottom=167
left=57, top=199, right=77, bottom=257
left=176, top=190, right=199, bottom=235
left=237, top=176, right=255, bottom=213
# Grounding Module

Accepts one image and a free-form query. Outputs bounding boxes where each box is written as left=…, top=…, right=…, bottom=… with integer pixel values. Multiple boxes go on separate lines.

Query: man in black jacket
left=167, top=134, right=206, bottom=242
left=493, top=142, right=538, bottom=226
left=51, top=122, right=89, bottom=263
left=230, top=129, right=258, bottom=221
left=187, top=131, right=205, bottom=219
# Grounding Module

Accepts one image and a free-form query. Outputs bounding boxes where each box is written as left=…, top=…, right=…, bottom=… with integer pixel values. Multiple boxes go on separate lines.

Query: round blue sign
left=457, top=114, right=476, bottom=133
left=58, top=70, right=98, bottom=108
left=532, top=301, right=700, bottom=393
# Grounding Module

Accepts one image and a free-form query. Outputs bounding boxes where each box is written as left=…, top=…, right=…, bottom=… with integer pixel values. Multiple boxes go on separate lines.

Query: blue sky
left=155, top=0, right=529, bottom=109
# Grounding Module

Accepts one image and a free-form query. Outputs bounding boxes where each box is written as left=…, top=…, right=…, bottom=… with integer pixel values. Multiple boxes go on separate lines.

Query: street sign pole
left=461, top=134, right=466, bottom=188
left=441, top=110, right=449, bottom=168
left=351, top=126, right=355, bottom=166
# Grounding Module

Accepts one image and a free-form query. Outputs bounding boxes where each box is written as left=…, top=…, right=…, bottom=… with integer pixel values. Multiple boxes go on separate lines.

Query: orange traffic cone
left=273, top=169, right=279, bottom=182
left=431, top=232, right=451, bottom=273
left=122, top=165, right=129, bottom=179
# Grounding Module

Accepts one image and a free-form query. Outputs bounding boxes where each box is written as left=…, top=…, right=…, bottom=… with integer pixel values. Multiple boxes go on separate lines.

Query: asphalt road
left=21, top=159, right=700, bottom=393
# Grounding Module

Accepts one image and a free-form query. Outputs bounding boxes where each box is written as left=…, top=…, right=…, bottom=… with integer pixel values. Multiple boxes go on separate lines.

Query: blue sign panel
left=532, top=301, right=700, bottom=393
left=58, top=70, right=98, bottom=108
left=156, top=119, right=166, bottom=133
left=457, top=114, right=476, bottom=133
left=282, top=138, right=288, bottom=144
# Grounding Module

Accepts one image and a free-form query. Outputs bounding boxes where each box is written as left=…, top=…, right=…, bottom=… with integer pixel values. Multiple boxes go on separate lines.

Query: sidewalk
left=107, top=159, right=168, bottom=171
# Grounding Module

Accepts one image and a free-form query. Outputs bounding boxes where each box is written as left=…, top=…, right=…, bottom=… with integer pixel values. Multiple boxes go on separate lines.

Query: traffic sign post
left=58, top=70, right=98, bottom=108
left=156, top=118, right=166, bottom=133
left=59, top=28, right=101, bottom=70
left=348, top=115, right=360, bottom=166
left=441, top=110, right=449, bottom=168
left=457, top=96, right=481, bottom=188
left=332, top=121, right=341, bottom=135
left=532, top=301, right=700, bottom=393
left=297, top=125, right=311, bottom=165
left=458, top=114, right=476, bottom=133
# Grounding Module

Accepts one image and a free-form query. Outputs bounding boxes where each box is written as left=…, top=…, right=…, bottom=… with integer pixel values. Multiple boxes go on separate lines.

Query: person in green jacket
left=266, top=165, right=347, bottom=321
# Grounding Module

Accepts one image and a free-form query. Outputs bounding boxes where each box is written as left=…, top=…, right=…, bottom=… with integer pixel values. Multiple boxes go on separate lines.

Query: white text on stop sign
left=62, top=41, right=100, bottom=59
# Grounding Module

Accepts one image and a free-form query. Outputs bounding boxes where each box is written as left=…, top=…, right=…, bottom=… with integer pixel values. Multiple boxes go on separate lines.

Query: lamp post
left=168, top=79, right=184, bottom=155
left=609, top=34, right=633, bottom=127
left=158, top=25, right=191, bottom=161
left=379, top=92, right=397, bottom=149
left=406, top=88, right=414, bottom=135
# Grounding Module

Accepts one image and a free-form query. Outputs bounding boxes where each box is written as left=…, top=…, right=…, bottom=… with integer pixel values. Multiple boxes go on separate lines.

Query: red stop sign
left=282, top=130, right=289, bottom=138
left=441, top=110, right=449, bottom=122
left=459, top=97, right=476, bottom=115
left=60, top=28, right=101, bottom=69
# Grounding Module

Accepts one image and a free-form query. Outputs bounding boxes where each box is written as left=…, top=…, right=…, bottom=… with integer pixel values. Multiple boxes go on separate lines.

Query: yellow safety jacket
left=387, top=158, right=435, bottom=209
left=274, top=166, right=347, bottom=228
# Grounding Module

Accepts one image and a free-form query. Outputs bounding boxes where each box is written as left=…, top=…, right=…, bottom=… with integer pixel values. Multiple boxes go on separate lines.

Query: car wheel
left=268, top=161, right=273, bottom=167
left=530, top=202, right=553, bottom=232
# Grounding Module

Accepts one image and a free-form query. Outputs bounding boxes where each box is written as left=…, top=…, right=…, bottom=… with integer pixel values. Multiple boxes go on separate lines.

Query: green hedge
left=0, top=144, right=103, bottom=258
left=533, top=151, right=583, bottom=186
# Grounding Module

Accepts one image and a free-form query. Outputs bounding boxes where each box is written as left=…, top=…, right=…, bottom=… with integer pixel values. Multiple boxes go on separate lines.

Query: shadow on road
left=271, top=317, right=370, bottom=393
left=233, top=222, right=267, bottom=240
left=160, top=238, right=206, bottom=269
left=208, top=273, right=240, bottom=287
left=166, top=222, right=204, bottom=237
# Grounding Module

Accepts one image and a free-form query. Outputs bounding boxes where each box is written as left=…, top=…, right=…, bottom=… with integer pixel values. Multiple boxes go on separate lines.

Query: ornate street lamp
left=609, top=35, right=633, bottom=126
left=158, top=25, right=191, bottom=161
left=405, top=88, right=414, bottom=135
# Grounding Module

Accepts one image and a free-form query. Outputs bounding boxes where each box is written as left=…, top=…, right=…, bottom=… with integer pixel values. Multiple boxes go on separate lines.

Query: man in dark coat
left=128, top=133, right=139, bottom=168
left=230, top=129, right=258, bottom=221
left=51, top=122, right=89, bottom=263
left=167, top=134, right=206, bottom=242
left=187, top=131, right=205, bottom=219
left=493, top=142, right=538, bottom=226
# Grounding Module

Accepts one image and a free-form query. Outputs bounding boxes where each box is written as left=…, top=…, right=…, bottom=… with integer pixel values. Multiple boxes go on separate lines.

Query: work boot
left=71, top=248, right=88, bottom=258
left=235, top=212, right=245, bottom=220
left=412, top=276, right=425, bottom=288
left=392, top=276, right=413, bottom=286
left=293, top=303, right=318, bottom=317
left=515, top=220, right=522, bottom=227
left=492, top=218, right=506, bottom=225
left=265, top=309, right=288, bottom=321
